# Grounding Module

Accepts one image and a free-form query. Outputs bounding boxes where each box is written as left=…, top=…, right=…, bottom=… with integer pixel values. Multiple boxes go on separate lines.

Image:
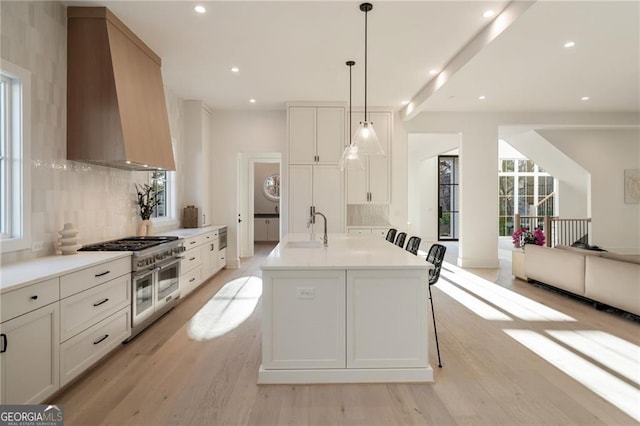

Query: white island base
left=259, top=234, right=434, bottom=384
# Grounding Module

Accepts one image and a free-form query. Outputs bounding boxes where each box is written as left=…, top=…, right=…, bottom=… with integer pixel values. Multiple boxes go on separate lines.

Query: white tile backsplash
left=347, top=204, right=391, bottom=226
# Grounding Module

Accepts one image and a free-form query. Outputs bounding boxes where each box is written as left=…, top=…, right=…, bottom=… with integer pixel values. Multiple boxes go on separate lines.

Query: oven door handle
left=134, top=269, right=155, bottom=281
left=157, top=258, right=180, bottom=271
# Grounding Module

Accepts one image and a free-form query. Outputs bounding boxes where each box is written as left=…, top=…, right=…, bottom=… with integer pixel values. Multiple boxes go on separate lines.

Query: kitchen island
left=259, top=233, right=434, bottom=384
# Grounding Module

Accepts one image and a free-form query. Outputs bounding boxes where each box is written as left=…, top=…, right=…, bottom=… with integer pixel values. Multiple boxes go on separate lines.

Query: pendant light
left=352, top=2, right=385, bottom=157
left=338, top=60, right=365, bottom=171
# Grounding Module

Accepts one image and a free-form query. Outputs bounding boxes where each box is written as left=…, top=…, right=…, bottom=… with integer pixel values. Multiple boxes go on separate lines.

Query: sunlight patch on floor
left=187, top=275, right=262, bottom=341
left=546, top=330, right=640, bottom=386
left=505, top=329, right=640, bottom=422
left=437, top=279, right=512, bottom=321
left=441, top=263, right=575, bottom=322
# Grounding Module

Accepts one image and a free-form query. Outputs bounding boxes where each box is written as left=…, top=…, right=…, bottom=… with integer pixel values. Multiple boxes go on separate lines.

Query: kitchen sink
left=286, top=240, right=323, bottom=248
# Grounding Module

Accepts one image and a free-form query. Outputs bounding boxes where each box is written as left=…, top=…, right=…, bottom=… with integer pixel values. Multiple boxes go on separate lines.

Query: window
left=498, top=159, right=555, bottom=236
left=149, top=170, right=174, bottom=221
left=0, top=61, right=31, bottom=253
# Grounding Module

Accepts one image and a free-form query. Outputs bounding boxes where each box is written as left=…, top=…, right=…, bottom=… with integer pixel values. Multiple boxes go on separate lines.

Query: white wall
left=210, top=111, right=286, bottom=267
left=538, top=128, right=640, bottom=252
left=254, top=163, right=279, bottom=214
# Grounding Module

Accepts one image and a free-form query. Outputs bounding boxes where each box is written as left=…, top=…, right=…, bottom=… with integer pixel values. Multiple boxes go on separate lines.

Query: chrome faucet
left=307, top=208, right=328, bottom=247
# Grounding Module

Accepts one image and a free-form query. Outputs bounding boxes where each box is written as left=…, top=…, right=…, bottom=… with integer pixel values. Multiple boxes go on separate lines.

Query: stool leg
left=429, top=285, right=443, bottom=368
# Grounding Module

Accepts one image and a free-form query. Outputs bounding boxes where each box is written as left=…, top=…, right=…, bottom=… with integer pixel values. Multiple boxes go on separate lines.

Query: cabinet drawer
left=202, top=230, right=218, bottom=242
left=180, top=267, right=202, bottom=297
left=60, top=257, right=130, bottom=298
left=181, top=246, right=203, bottom=273
left=60, top=275, right=131, bottom=342
left=183, top=235, right=204, bottom=249
left=1, top=278, right=59, bottom=323
left=59, top=307, right=130, bottom=386
left=218, top=248, right=226, bottom=267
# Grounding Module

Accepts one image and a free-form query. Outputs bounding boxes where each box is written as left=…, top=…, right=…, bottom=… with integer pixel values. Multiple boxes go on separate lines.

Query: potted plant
left=135, top=183, right=160, bottom=236
left=512, top=226, right=546, bottom=249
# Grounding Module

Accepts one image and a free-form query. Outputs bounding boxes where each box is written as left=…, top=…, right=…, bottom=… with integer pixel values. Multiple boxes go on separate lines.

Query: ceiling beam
left=399, top=0, right=536, bottom=121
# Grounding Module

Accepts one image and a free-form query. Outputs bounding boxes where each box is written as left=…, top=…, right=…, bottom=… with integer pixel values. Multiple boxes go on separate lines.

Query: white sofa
left=524, top=244, right=640, bottom=317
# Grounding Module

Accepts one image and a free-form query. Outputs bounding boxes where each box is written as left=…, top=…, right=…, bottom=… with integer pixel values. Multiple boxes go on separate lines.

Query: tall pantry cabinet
left=183, top=100, right=213, bottom=227
left=287, top=105, right=345, bottom=233
left=346, top=110, right=392, bottom=204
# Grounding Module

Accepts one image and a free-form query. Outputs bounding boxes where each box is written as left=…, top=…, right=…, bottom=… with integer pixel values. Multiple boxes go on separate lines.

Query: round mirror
left=263, top=173, right=280, bottom=201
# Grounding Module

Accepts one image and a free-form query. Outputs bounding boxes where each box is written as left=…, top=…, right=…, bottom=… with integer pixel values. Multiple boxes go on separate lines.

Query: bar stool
left=385, top=228, right=397, bottom=243
left=394, top=232, right=407, bottom=248
left=426, top=243, right=447, bottom=368
left=405, top=236, right=421, bottom=255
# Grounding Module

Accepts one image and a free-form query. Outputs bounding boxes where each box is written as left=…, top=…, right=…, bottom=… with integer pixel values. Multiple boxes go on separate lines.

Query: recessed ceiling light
left=249, top=99, right=256, bottom=103
left=401, top=100, right=409, bottom=105
left=479, top=95, right=486, bottom=100
left=581, top=96, right=590, bottom=101
left=564, top=41, right=576, bottom=48
left=429, top=69, right=438, bottom=76
left=482, top=10, right=495, bottom=18
left=230, top=67, right=239, bottom=73
left=194, top=5, right=206, bottom=14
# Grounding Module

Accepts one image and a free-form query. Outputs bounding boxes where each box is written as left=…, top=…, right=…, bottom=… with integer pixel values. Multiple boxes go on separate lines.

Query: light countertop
left=160, top=225, right=226, bottom=238
left=261, top=233, right=432, bottom=270
left=0, top=252, right=131, bottom=293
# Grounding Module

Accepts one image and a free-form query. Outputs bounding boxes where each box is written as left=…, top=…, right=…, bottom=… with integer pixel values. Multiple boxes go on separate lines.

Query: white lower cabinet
left=59, top=258, right=131, bottom=387
left=179, top=229, right=225, bottom=298
left=346, top=269, right=427, bottom=368
left=0, top=302, right=59, bottom=404
left=218, top=248, right=227, bottom=269
left=262, top=270, right=346, bottom=369
left=0, top=256, right=132, bottom=403
left=261, top=267, right=429, bottom=382
left=59, top=308, right=130, bottom=386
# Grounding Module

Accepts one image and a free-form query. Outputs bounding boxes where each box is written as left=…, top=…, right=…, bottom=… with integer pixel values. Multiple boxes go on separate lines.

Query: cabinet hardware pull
left=190, top=241, right=196, bottom=245
left=94, top=270, right=110, bottom=277
left=1, top=334, right=6, bottom=353
left=211, top=244, right=214, bottom=251
left=93, top=334, right=109, bottom=345
left=30, top=295, right=38, bottom=300
left=189, top=257, right=196, bottom=261
left=189, top=278, right=196, bottom=283
left=93, top=298, right=109, bottom=307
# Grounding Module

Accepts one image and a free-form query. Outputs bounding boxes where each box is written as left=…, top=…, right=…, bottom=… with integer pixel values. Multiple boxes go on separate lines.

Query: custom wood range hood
left=67, top=7, right=176, bottom=171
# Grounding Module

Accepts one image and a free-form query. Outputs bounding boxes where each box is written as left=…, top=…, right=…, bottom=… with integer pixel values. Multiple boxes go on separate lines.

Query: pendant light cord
left=364, top=7, right=368, bottom=122
left=349, top=64, right=352, bottom=139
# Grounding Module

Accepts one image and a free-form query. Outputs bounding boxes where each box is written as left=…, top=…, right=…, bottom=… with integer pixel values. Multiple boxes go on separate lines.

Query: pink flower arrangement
left=512, top=227, right=545, bottom=247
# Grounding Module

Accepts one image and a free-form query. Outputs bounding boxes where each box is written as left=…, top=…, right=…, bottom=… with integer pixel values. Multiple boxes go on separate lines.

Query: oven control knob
left=137, top=260, right=144, bottom=268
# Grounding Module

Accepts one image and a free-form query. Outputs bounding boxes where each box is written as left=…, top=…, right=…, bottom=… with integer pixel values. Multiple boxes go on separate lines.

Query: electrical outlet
left=31, top=241, right=44, bottom=252
left=296, top=287, right=314, bottom=299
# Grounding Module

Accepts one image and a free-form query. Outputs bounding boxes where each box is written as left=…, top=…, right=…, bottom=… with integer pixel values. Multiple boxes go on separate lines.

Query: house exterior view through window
left=150, top=170, right=169, bottom=219
left=499, top=159, right=556, bottom=236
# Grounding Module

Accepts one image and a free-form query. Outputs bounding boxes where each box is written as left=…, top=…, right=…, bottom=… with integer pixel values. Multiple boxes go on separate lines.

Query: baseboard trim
left=258, top=365, right=434, bottom=384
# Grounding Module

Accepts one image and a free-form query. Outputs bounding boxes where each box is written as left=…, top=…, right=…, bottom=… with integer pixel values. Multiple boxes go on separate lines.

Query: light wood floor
left=54, top=242, right=640, bottom=425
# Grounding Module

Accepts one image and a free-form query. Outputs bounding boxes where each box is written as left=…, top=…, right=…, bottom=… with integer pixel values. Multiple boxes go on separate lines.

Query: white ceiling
left=65, top=1, right=639, bottom=114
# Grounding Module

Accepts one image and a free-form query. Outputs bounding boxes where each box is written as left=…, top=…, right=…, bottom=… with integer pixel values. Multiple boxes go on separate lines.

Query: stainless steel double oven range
left=78, top=236, right=184, bottom=341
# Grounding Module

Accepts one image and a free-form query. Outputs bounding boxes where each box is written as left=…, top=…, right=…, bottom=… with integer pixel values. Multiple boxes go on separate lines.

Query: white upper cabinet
left=347, top=110, right=391, bottom=204
left=183, top=100, right=213, bottom=227
left=288, top=106, right=345, bottom=165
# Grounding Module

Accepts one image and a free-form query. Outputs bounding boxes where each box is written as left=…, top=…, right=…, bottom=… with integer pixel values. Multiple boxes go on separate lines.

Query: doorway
left=237, top=153, right=281, bottom=258
left=438, top=155, right=459, bottom=241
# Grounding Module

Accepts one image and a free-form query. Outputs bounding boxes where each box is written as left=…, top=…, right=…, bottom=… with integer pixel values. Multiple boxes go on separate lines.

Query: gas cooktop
left=78, top=236, right=180, bottom=252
